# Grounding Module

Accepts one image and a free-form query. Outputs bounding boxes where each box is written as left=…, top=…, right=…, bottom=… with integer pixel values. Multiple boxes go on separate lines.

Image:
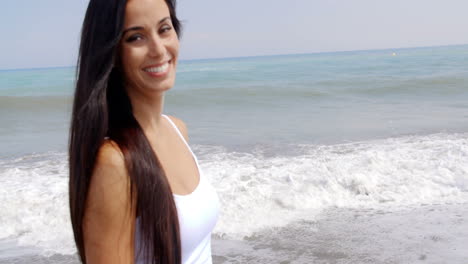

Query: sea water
left=1, top=45, right=467, bottom=263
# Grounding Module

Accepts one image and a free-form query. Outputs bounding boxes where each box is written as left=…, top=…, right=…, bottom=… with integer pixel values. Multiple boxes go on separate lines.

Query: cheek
left=120, top=48, right=145, bottom=84
left=121, top=47, right=145, bottom=70
left=168, top=36, right=180, bottom=58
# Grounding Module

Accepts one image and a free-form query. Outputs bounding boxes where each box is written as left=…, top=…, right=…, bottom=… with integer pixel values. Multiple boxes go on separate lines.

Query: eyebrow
left=122, top=17, right=171, bottom=35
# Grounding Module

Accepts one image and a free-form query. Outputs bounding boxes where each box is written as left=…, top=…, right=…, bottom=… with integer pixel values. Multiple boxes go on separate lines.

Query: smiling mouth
left=143, top=61, right=170, bottom=73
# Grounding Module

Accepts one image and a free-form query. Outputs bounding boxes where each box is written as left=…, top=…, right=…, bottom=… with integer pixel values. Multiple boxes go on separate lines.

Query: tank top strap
left=161, top=114, right=199, bottom=163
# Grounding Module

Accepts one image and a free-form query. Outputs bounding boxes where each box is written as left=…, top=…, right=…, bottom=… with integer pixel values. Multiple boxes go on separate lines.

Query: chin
left=153, top=78, right=176, bottom=92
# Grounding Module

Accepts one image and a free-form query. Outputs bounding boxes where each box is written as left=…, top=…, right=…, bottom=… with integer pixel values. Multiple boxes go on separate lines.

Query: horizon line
left=181, top=43, right=468, bottom=62
left=1, top=43, right=467, bottom=71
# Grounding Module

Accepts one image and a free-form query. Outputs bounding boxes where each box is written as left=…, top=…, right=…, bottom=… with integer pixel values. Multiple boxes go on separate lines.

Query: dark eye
left=126, top=34, right=143, bottom=43
left=160, top=25, right=172, bottom=34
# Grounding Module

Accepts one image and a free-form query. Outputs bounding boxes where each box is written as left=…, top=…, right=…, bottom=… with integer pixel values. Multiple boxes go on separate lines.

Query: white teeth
left=144, top=63, right=169, bottom=73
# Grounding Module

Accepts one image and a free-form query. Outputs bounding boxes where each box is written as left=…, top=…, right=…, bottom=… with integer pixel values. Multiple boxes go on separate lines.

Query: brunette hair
left=68, top=0, right=182, bottom=263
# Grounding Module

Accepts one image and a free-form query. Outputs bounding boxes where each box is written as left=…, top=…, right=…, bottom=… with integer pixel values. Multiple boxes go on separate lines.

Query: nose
left=148, top=34, right=166, bottom=59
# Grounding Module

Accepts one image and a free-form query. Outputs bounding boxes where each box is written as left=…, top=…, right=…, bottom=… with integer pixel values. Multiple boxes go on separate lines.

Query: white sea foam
left=0, top=152, right=75, bottom=256
left=0, top=133, right=467, bottom=255
left=196, top=133, right=468, bottom=239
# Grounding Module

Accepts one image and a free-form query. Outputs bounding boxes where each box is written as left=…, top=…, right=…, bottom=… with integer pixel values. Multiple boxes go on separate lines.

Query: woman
left=68, top=0, right=220, bottom=263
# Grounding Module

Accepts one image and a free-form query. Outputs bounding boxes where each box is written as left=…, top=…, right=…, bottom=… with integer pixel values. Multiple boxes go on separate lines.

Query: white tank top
left=135, top=115, right=220, bottom=264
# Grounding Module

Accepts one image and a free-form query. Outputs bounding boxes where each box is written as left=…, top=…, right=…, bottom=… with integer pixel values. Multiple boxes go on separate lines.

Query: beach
left=212, top=204, right=468, bottom=264
left=1, top=204, right=467, bottom=264
left=1, top=44, right=468, bottom=263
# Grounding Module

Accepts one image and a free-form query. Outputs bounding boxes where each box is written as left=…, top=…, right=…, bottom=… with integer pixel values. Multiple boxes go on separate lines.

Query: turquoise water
left=1, top=45, right=468, bottom=261
left=168, top=45, right=468, bottom=148
left=1, top=45, right=467, bottom=156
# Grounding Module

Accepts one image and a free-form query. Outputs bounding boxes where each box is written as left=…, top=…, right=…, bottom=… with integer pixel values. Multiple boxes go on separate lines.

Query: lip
left=143, top=60, right=171, bottom=77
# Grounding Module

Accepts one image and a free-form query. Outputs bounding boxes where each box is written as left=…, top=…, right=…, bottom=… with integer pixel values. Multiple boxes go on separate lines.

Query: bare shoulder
left=92, top=140, right=128, bottom=187
left=87, top=140, right=132, bottom=213
left=166, top=115, right=189, bottom=142
left=96, top=140, right=125, bottom=167
left=83, top=140, right=135, bottom=263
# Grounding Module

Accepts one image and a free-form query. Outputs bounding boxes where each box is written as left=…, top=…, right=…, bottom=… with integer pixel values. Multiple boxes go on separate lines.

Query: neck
left=127, top=88, right=165, bottom=135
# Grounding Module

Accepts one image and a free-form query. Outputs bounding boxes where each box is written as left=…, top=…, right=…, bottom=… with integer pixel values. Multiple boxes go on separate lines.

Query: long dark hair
left=69, top=0, right=182, bottom=263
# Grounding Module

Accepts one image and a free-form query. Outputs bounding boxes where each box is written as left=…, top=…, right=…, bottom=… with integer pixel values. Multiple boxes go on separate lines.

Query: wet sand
left=212, top=203, right=468, bottom=263
left=1, top=203, right=467, bottom=264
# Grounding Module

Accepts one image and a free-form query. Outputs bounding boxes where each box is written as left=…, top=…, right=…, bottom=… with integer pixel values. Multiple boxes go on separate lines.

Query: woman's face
left=120, top=0, right=179, bottom=96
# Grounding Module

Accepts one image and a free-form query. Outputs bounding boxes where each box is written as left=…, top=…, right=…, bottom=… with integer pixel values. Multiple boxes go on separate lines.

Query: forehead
left=124, top=0, right=170, bottom=25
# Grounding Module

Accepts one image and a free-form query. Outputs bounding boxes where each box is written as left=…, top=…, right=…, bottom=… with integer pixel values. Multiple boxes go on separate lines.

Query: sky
left=1, top=0, right=468, bottom=69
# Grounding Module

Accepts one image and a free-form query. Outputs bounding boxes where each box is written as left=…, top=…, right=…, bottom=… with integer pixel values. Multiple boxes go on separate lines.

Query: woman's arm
left=83, top=141, right=136, bottom=264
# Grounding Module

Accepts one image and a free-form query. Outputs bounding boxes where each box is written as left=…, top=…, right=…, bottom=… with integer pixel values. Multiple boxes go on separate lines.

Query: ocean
left=1, top=45, right=467, bottom=263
